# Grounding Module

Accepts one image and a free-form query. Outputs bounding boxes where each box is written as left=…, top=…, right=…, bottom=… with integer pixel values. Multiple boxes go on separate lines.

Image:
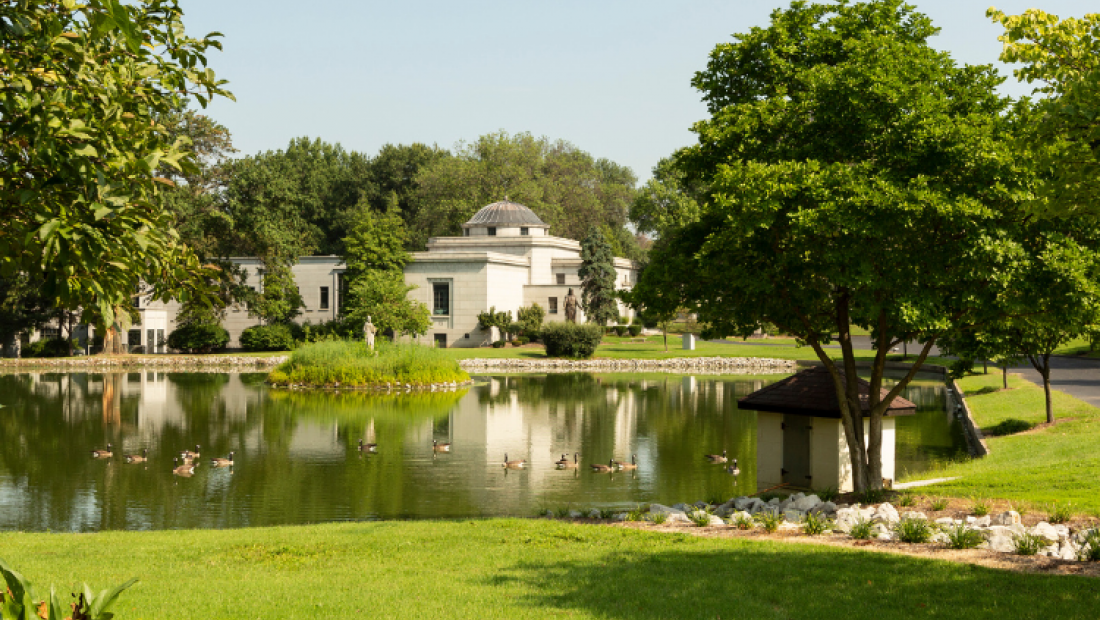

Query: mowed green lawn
left=904, top=372, right=1100, bottom=514
left=2, top=519, right=1098, bottom=620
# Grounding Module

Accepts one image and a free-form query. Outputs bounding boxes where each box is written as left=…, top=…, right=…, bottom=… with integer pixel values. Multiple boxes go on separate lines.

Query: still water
left=0, top=371, right=967, bottom=531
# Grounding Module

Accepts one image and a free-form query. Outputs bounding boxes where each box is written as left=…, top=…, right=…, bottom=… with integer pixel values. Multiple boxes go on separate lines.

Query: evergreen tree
left=578, top=227, right=619, bottom=326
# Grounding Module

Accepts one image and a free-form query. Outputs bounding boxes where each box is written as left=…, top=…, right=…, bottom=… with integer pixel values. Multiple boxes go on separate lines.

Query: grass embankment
left=905, top=372, right=1100, bottom=514
left=269, top=341, right=469, bottom=387
left=2, top=520, right=1098, bottom=619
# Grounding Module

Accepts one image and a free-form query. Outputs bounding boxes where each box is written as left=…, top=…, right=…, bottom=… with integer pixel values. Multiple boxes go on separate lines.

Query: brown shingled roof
left=737, top=366, right=917, bottom=418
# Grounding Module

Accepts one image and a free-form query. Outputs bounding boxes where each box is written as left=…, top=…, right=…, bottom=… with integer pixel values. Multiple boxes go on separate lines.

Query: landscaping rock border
left=459, top=357, right=797, bottom=373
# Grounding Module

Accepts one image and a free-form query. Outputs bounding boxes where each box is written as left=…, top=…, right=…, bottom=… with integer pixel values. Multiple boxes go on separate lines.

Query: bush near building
left=240, top=324, right=302, bottom=352
left=540, top=323, right=604, bottom=359
left=167, top=324, right=230, bottom=353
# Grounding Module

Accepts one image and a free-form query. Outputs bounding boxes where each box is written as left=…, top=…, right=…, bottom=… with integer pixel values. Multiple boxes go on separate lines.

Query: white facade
left=756, top=413, right=897, bottom=492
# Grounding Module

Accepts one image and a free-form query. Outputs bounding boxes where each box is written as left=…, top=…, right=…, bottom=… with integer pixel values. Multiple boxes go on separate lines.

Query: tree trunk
left=1002, top=365, right=1007, bottom=389
left=983, top=359, right=988, bottom=374
left=663, top=325, right=668, bottom=352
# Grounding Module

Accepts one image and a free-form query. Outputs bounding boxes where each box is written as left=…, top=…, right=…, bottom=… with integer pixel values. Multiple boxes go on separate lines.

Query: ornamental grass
left=270, top=340, right=469, bottom=388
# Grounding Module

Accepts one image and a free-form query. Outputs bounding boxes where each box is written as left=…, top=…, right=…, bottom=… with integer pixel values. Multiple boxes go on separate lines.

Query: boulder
left=568, top=510, right=584, bottom=519
left=783, top=509, right=805, bottom=523
left=900, top=511, right=928, bottom=521
left=934, top=517, right=956, bottom=526
left=1032, top=522, right=1060, bottom=543
left=792, top=494, right=821, bottom=512
left=778, top=499, right=793, bottom=512
left=613, top=513, right=629, bottom=521
left=991, top=511, right=1021, bottom=527
left=716, top=502, right=738, bottom=518
left=872, top=503, right=900, bottom=525
left=649, top=504, right=687, bottom=516
left=972, top=516, right=991, bottom=528
left=876, top=532, right=893, bottom=541
left=811, top=501, right=838, bottom=516
left=707, top=514, right=726, bottom=527
left=985, top=534, right=1016, bottom=553
left=872, top=523, right=890, bottom=536
left=733, top=496, right=755, bottom=511
left=834, top=507, right=861, bottom=533
left=588, top=509, right=602, bottom=519
left=768, top=497, right=781, bottom=506
left=666, top=513, right=692, bottom=524
left=930, top=532, right=949, bottom=544
left=1057, top=542, right=1079, bottom=561
left=673, top=503, right=693, bottom=513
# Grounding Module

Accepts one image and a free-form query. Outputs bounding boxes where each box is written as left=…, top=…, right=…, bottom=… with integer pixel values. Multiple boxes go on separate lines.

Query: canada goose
left=358, top=439, right=378, bottom=453
left=180, top=445, right=201, bottom=459
left=211, top=452, right=235, bottom=467
left=124, top=449, right=148, bottom=464
left=502, top=453, right=525, bottom=468
left=92, top=443, right=113, bottom=458
left=616, top=454, right=638, bottom=470
left=556, top=453, right=579, bottom=469
left=591, top=459, right=615, bottom=473
left=172, top=457, right=195, bottom=476
left=704, top=449, right=728, bottom=463
left=554, top=453, right=568, bottom=465
left=433, top=439, right=451, bottom=452
left=727, top=459, right=740, bottom=476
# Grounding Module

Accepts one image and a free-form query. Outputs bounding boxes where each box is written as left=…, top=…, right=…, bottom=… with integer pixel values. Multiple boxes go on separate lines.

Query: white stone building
left=45, top=200, right=637, bottom=352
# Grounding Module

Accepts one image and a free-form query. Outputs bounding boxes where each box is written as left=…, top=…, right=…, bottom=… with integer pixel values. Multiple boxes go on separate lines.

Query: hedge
left=240, top=324, right=302, bottom=352
left=540, top=323, right=604, bottom=359
left=167, top=324, right=229, bottom=353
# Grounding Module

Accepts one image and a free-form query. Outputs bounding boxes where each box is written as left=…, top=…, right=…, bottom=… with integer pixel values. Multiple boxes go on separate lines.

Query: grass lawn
left=1053, top=336, right=1100, bottom=359
left=902, top=371, right=1100, bottom=515
left=2, top=519, right=1098, bottom=619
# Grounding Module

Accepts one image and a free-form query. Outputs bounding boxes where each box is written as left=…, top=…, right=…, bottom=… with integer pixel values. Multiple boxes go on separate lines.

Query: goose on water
left=172, top=457, right=195, bottom=476
left=704, top=449, right=728, bottom=463
left=615, top=454, right=638, bottom=470
left=211, top=452, right=235, bottom=467
left=124, top=449, right=148, bottom=464
left=358, top=439, right=378, bottom=453
left=502, top=453, right=525, bottom=468
left=180, top=445, right=201, bottom=459
left=556, top=453, right=579, bottom=469
left=590, top=459, right=615, bottom=473
left=92, top=443, right=113, bottom=458
left=727, top=459, right=740, bottom=476
left=433, top=439, right=451, bottom=452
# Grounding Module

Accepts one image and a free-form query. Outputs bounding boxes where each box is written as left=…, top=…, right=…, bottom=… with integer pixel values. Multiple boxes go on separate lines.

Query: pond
left=0, top=370, right=967, bottom=531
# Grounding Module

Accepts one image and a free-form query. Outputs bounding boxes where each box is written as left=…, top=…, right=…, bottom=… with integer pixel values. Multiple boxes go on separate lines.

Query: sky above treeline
left=183, top=0, right=1096, bottom=182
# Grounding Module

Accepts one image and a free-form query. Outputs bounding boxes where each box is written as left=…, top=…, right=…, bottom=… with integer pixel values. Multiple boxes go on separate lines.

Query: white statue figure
left=363, top=315, right=378, bottom=350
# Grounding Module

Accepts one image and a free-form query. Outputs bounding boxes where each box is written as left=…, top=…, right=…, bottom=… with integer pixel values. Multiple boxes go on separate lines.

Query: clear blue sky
left=182, top=1, right=1095, bottom=181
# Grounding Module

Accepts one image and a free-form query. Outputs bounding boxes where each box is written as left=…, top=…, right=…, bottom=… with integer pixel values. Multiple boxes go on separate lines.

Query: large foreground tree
left=642, top=0, right=1032, bottom=492
left=0, top=0, right=232, bottom=325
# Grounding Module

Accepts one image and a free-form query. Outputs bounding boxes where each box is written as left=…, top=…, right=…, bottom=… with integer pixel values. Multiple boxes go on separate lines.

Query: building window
left=320, top=286, right=330, bottom=310
left=549, top=297, right=558, bottom=314
left=520, top=227, right=529, bottom=236
left=433, top=282, right=450, bottom=315
left=464, top=229, right=470, bottom=237
left=434, top=333, right=447, bottom=348
left=487, top=227, right=496, bottom=236
left=556, top=273, right=565, bottom=285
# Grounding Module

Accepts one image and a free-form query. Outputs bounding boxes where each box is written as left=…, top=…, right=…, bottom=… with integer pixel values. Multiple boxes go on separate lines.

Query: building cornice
left=409, top=251, right=530, bottom=268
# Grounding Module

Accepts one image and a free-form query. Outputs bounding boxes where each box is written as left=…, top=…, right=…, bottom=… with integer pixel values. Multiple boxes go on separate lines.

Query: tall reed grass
left=270, top=340, right=469, bottom=387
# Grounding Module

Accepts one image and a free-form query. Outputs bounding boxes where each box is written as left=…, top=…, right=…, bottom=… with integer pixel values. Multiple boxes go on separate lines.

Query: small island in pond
left=267, top=341, right=470, bottom=390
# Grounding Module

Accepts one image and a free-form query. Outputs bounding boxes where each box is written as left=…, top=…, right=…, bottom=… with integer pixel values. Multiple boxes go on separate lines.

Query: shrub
left=949, top=358, right=975, bottom=379
left=849, top=518, right=874, bottom=540
left=22, top=338, right=69, bottom=358
left=617, top=316, right=628, bottom=325
left=930, top=498, right=949, bottom=512
left=512, top=337, right=529, bottom=346
left=647, top=511, right=668, bottom=525
left=627, top=325, right=642, bottom=337
left=167, top=323, right=229, bottom=353
left=755, top=511, right=782, bottom=533
left=897, top=494, right=915, bottom=507
left=817, top=487, right=839, bottom=503
left=0, top=556, right=136, bottom=620
left=970, top=497, right=990, bottom=517
left=732, top=513, right=755, bottom=530
left=802, top=512, right=831, bottom=536
left=631, top=316, right=643, bottom=325
left=517, top=303, right=545, bottom=334
left=1048, top=502, right=1073, bottom=524
left=689, top=511, right=712, bottom=527
left=492, top=340, right=506, bottom=348
left=1078, top=529, right=1100, bottom=562
left=300, top=318, right=359, bottom=343
left=944, top=523, right=984, bottom=550
left=1014, top=533, right=1044, bottom=556
left=626, top=505, right=648, bottom=522
left=611, top=325, right=625, bottom=336
left=240, top=324, right=297, bottom=351
left=987, top=418, right=1033, bottom=436
left=894, top=517, right=934, bottom=543
left=540, top=323, right=605, bottom=359
left=861, top=488, right=887, bottom=504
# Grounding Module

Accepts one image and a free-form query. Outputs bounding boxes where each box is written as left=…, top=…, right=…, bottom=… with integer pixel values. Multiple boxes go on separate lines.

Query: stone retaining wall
left=952, top=378, right=990, bottom=457
left=0, top=355, right=288, bottom=371
left=459, top=357, right=797, bottom=373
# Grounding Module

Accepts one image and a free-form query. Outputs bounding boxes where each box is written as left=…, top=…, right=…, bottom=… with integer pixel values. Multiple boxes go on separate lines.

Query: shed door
left=782, top=415, right=812, bottom=487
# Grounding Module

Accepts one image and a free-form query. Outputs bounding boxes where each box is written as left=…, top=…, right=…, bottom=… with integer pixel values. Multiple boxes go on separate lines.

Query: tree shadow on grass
left=488, top=539, right=1100, bottom=619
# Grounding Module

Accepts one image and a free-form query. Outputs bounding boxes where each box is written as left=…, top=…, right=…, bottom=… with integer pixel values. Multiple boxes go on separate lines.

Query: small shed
left=737, top=366, right=917, bottom=492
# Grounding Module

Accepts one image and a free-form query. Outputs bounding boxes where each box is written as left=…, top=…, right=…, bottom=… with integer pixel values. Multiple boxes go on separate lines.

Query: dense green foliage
left=166, top=323, right=229, bottom=353
left=0, top=275, right=52, bottom=350
left=412, top=131, right=638, bottom=246
left=245, top=267, right=304, bottom=325
left=636, top=0, right=1036, bottom=492
left=270, top=340, right=468, bottom=387
left=20, top=338, right=69, bottom=358
left=342, top=271, right=431, bottom=338
left=516, top=304, right=546, bottom=336
left=578, top=227, right=619, bottom=326
left=0, top=0, right=232, bottom=326
left=989, top=8, right=1100, bottom=218
left=239, top=324, right=299, bottom=352
left=540, top=323, right=605, bottom=359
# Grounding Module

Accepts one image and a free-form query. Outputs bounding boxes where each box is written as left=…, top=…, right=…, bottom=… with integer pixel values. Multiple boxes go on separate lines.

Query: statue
left=564, top=288, right=578, bottom=323
left=363, top=316, right=378, bottom=350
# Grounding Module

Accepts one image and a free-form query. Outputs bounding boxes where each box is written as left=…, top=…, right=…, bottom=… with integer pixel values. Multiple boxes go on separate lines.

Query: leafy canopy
left=0, top=0, right=232, bottom=325
left=578, top=226, right=619, bottom=326
left=643, top=0, right=1027, bottom=491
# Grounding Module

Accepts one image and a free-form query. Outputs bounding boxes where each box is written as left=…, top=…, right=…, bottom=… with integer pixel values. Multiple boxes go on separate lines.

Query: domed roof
left=463, top=200, right=549, bottom=228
